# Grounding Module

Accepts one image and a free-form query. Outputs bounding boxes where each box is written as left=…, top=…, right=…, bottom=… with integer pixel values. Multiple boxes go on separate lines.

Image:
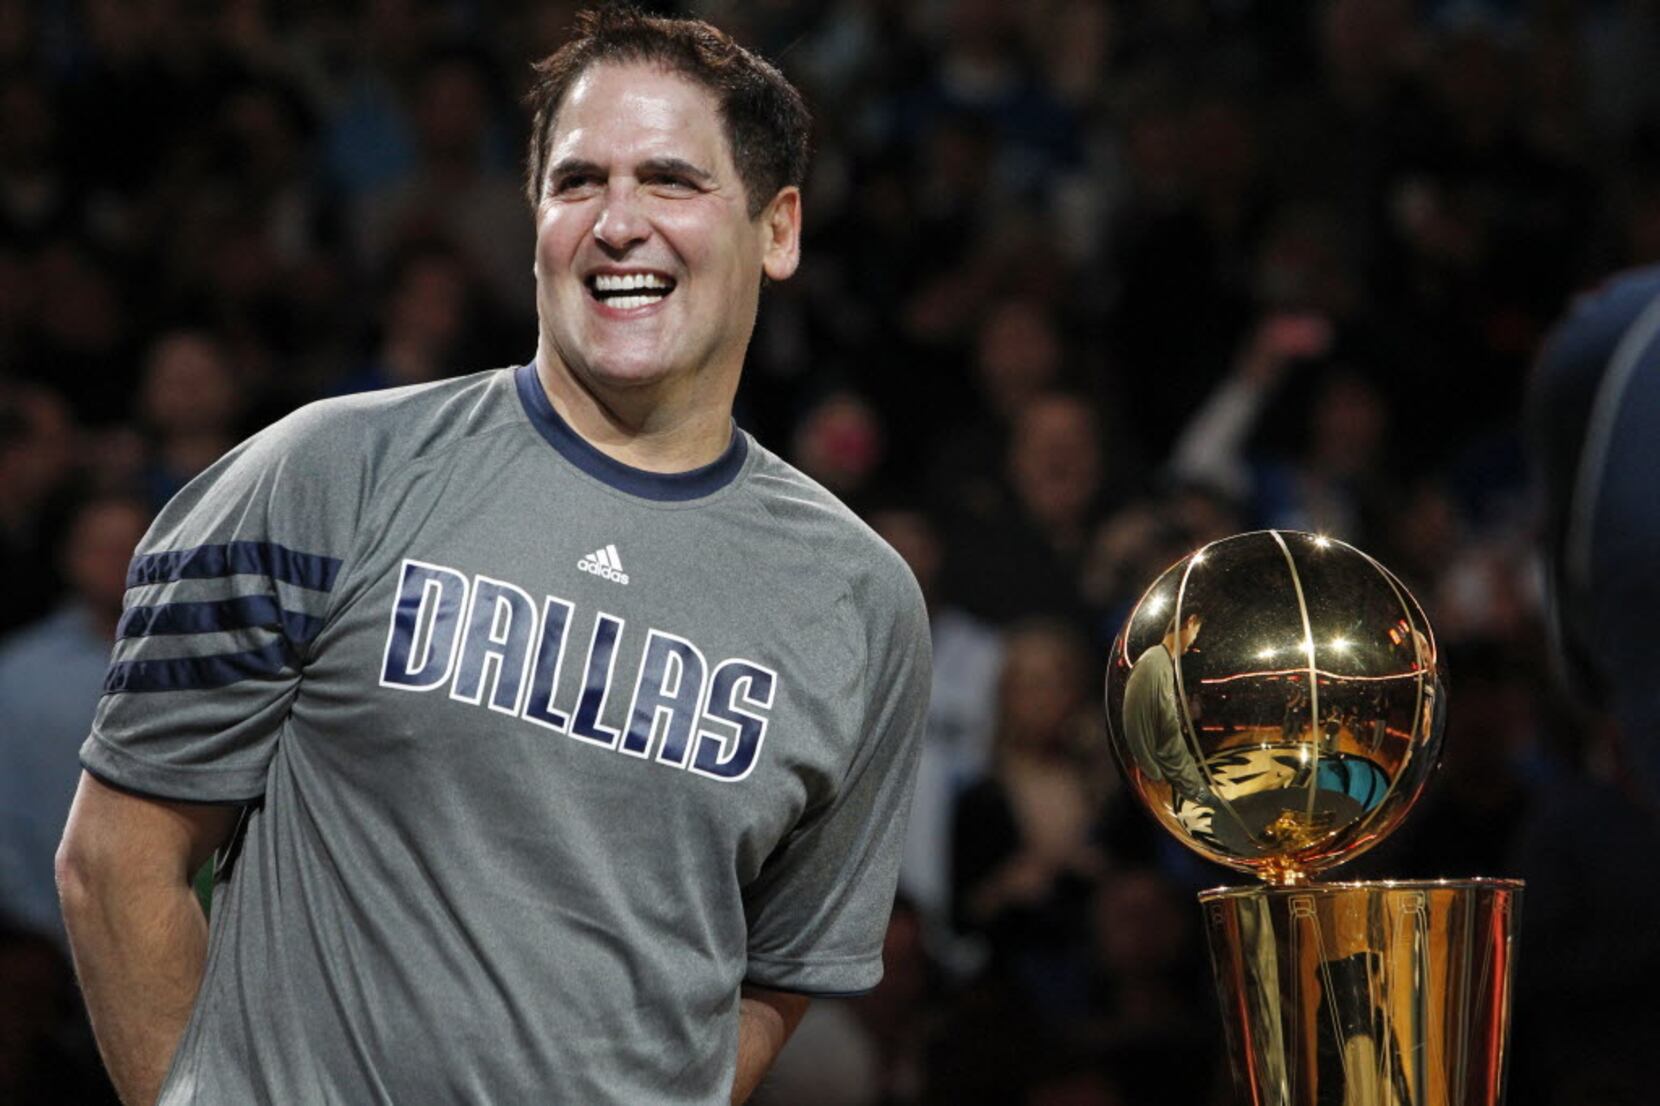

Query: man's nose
left=593, top=183, right=649, bottom=251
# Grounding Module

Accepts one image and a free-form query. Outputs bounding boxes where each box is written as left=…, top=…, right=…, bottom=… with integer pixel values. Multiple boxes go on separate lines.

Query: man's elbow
left=55, top=773, right=240, bottom=922
left=55, top=821, right=105, bottom=920
left=55, top=776, right=141, bottom=917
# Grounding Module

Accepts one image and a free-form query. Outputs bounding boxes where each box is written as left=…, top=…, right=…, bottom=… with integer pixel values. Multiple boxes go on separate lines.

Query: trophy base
left=1199, top=879, right=1522, bottom=1106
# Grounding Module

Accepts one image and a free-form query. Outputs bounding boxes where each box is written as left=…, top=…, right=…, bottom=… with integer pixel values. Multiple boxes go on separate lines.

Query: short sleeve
left=741, top=561, right=931, bottom=995
left=80, top=404, right=367, bottom=802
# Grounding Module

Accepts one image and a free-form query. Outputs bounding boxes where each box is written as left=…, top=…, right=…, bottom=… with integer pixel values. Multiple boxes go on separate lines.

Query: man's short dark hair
left=1165, top=604, right=1204, bottom=639
left=524, top=7, right=811, bottom=218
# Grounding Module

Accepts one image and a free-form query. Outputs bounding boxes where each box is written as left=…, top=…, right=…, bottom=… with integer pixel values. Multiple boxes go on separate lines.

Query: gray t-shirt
left=1119, top=642, right=1208, bottom=800
left=81, top=364, right=931, bottom=1105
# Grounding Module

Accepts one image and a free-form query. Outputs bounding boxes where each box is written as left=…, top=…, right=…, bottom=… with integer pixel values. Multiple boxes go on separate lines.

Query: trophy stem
left=1200, top=879, right=1522, bottom=1106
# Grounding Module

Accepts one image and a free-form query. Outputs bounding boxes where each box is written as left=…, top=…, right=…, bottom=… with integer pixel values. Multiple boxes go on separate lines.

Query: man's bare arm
left=56, top=771, right=240, bottom=1106
left=730, top=984, right=810, bottom=1104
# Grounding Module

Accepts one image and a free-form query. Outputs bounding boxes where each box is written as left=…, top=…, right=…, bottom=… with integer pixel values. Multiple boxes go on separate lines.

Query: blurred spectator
left=0, top=72, right=76, bottom=250
left=18, top=239, right=134, bottom=423
left=929, top=296, right=1065, bottom=519
left=1272, top=0, right=1425, bottom=252
left=1082, top=869, right=1217, bottom=1106
left=336, top=239, right=498, bottom=395
left=318, top=0, right=430, bottom=201
left=0, top=493, right=149, bottom=941
left=1248, top=203, right=1364, bottom=325
left=1169, top=311, right=1335, bottom=503
left=943, top=392, right=1109, bottom=625
left=0, top=382, right=77, bottom=633
left=354, top=46, right=532, bottom=319
left=1376, top=476, right=1461, bottom=596
left=790, top=390, right=886, bottom=507
left=1080, top=485, right=1242, bottom=643
left=1373, top=18, right=1593, bottom=442
left=57, top=0, right=184, bottom=215
left=784, top=0, right=922, bottom=111
left=136, top=330, right=244, bottom=511
left=1026, top=0, right=1115, bottom=113
left=847, top=897, right=939, bottom=1104
left=870, top=505, right=1002, bottom=967
left=1106, top=72, right=1261, bottom=447
left=953, top=621, right=1106, bottom=1018
left=1429, top=533, right=1537, bottom=643
left=893, top=115, right=1008, bottom=348
left=210, top=77, right=330, bottom=270
left=884, top=0, right=1080, bottom=207
left=1170, top=315, right=1397, bottom=545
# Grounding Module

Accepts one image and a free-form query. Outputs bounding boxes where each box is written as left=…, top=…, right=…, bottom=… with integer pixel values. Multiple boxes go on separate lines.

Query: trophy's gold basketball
left=1104, top=529, right=1442, bottom=882
left=1105, top=531, right=1521, bottom=1106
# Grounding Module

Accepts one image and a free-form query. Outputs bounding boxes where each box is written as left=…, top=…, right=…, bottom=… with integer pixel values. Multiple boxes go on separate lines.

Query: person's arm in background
left=56, top=771, right=239, bottom=1106
left=1168, top=312, right=1333, bottom=497
left=730, top=985, right=811, bottom=1104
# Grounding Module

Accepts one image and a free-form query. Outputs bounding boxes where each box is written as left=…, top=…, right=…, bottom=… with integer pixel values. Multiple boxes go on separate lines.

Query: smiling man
left=56, top=11, right=931, bottom=1105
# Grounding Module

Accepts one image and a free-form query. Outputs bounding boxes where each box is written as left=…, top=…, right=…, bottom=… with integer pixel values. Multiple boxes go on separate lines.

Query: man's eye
left=556, top=174, right=600, bottom=192
left=649, top=175, right=696, bottom=191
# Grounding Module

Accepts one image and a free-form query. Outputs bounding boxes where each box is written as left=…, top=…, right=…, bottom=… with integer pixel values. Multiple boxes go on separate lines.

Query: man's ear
left=760, top=186, right=802, bottom=282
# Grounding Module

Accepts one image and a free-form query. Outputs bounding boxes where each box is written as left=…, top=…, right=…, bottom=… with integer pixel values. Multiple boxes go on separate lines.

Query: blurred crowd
left=4, top=0, right=1660, bottom=1103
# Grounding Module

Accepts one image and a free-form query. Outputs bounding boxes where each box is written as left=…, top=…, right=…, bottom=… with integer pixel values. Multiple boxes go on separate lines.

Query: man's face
left=1179, top=614, right=1203, bottom=653
left=533, top=62, right=799, bottom=397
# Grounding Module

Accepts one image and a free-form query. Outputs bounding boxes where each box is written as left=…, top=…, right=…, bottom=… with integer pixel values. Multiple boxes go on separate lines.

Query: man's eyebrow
left=549, top=157, right=603, bottom=178
left=638, top=157, right=714, bottom=183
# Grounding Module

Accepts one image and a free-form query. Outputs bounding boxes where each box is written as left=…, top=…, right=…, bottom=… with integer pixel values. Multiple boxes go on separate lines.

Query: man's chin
left=570, top=355, right=685, bottom=395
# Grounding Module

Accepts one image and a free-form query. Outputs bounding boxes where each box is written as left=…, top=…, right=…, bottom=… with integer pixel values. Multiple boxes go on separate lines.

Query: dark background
left=2, top=1, right=1658, bottom=1103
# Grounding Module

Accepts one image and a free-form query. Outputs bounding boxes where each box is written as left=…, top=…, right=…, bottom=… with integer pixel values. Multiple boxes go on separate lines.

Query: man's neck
left=532, top=355, right=736, bottom=473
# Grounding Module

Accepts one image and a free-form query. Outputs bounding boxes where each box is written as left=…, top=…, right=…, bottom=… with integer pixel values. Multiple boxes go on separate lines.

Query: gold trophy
left=1104, top=530, right=1521, bottom=1106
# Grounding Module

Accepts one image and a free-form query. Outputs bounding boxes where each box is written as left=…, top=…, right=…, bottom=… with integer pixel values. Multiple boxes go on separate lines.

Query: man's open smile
left=586, top=270, right=677, bottom=312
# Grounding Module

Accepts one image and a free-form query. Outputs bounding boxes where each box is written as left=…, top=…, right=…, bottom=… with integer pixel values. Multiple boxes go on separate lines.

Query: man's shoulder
left=739, top=441, right=923, bottom=622
left=255, top=369, right=516, bottom=469
left=1125, top=643, right=1174, bottom=687
left=143, top=369, right=520, bottom=550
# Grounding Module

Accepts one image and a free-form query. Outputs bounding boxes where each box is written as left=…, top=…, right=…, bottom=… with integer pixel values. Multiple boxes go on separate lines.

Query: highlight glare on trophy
left=1103, top=529, right=1443, bottom=883
left=1105, top=530, right=1521, bottom=1106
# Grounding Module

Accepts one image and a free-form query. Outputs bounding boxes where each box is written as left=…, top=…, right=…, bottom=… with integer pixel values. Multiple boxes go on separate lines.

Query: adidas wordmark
left=578, top=544, right=630, bottom=585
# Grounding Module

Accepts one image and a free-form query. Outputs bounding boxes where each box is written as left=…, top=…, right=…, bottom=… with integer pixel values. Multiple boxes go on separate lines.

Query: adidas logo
left=577, top=543, right=630, bottom=585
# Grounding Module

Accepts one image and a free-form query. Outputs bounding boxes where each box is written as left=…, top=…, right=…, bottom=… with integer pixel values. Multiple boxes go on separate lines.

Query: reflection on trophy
left=1104, top=530, right=1521, bottom=1106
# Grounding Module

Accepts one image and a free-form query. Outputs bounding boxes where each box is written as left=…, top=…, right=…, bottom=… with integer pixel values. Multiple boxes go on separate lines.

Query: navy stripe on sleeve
left=126, top=541, right=343, bottom=592
left=117, top=596, right=325, bottom=645
left=103, top=639, right=294, bottom=694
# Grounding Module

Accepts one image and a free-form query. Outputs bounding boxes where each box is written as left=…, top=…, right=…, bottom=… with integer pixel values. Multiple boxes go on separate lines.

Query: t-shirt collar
left=514, top=362, right=748, bottom=502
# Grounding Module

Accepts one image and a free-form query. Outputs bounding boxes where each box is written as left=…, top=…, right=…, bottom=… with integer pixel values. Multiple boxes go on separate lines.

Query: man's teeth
left=589, top=273, right=674, bottom=310
left=592, top=273, right=673, bottom=293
